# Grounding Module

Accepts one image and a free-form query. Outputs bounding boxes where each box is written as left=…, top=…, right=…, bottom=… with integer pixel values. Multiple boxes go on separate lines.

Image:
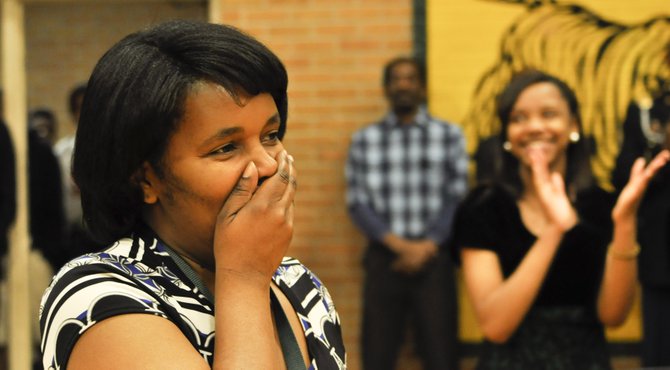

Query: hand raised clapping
left=612, top=150, right=670, bottom=222
left=528, top=147, right=578, bottom=232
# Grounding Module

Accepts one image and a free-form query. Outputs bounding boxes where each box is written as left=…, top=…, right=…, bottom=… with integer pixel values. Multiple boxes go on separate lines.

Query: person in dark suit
left=612, top=88, right=670, bottom=367
left=0, top=95, right=16, bottom=276
left=27, top=113, right=67, bottom=270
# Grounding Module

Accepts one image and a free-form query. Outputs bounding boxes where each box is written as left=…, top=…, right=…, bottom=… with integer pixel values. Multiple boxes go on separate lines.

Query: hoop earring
left=569, top=131, right=580, bottom=143
left=502, top=141, right=512, bottom=151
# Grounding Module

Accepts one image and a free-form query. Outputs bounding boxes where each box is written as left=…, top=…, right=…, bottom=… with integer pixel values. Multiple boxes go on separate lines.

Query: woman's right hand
left=214, top=150, right=297, bottom=284
left=528, top=148, right=577, bottom=232
left=211, top=149, right=297, bottom=370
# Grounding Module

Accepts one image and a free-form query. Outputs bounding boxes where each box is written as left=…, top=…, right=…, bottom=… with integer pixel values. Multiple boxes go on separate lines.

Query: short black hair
left=68, top=83, right=87, bottom=116
left=72, top=20, right=289, bottom=244
left=382, top=56, right=426, bottom=88
left=495, top=69, right=593, bottom=197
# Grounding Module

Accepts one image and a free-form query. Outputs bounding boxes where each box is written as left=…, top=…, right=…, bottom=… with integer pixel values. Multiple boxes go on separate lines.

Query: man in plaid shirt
left=346, top=56, right=468, bottom=370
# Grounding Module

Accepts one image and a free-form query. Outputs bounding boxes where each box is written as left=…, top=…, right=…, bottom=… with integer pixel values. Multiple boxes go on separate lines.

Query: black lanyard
left=270, top=288, right=308, bottom=370
left=162, top=244, right=307, bottom=369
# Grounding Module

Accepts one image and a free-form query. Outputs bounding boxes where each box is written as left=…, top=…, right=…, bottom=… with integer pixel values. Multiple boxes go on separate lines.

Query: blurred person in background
left=612, top=84, right=670, bottom=367
left=29, top=108, right=58, bottom=146
left=0, top=88, right=16, bottom=370
left=0, top=88, right=16, bottom=275
left=54, top=83, right=103, bottom=258
left=346, top=56, right=467, bottom=370
left=28, top=110, right=67, bottom=369
left=450, top=70, right=669, bottom=369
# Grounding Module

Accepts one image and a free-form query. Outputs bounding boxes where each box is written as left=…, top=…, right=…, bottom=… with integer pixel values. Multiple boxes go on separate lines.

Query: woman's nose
left=250, top=145, right=279, bottom=179
left=525, top=115, right=545, bottom=130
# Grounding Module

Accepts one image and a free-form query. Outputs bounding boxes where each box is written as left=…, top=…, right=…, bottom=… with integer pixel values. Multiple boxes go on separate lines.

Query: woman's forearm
left=213, top=270, right=283, bottom=370
left=597, top=219, right=638, bottom=326
left=466, top=226, right=564, bottom=343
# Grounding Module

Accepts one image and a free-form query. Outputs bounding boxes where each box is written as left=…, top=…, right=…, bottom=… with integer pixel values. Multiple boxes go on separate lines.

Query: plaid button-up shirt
left=345, top=107, right=468, bottom=244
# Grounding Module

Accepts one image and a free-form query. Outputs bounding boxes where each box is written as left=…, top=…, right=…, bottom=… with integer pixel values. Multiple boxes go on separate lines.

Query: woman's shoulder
left=41, top=248, right=168, bottom=318
left=48, top=237, right=159, bottom=281
left=47, top=248, right=129, bottom=288
left=39, top=243, right=172, bottom=370
left=41, top=238, right=170, bottom=314
left=41, top=236, right=195, bottom=326
left=40, top=236, right=217, bottom=369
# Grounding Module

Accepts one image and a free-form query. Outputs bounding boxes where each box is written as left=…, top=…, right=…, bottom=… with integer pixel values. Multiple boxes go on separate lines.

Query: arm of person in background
left=347, top=201, right=434, bottom=269
left=342, top=133, right=385, bottom=242
left=344, top=135, right=392, bottom=243
left=460, top=149, right=577, bottom=343
left=345, top=135, right=436, bottom=274
left=423, top=126, right=469, bottom=245
left=598, top=150, right=670, bottom=326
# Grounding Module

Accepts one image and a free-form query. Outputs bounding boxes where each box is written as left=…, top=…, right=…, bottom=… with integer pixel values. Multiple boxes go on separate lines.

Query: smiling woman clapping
left=450, top=70, right=669, bottom=370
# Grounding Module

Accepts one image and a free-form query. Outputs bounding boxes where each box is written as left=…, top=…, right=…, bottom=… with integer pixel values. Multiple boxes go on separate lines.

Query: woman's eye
left=211, top=143, right=237, bottom=155
left=510, top=113, right=525, bottom=123
left=542, top=110, right=557, bottom=118
left=262, top=130, right=280, bottom=143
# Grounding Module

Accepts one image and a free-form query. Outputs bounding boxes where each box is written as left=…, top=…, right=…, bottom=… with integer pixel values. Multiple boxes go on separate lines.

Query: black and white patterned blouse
left=39, top=229, right=347, bottom=369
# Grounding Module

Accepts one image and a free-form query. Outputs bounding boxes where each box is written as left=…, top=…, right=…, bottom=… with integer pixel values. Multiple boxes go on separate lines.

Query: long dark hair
left=73, top=20, right=289, bottom=244
left=496, top=69, right=594, bottom=198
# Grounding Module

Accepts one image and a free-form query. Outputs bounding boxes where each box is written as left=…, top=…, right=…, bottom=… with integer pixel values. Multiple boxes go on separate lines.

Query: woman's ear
left=131, top=162, right=159, bottom=204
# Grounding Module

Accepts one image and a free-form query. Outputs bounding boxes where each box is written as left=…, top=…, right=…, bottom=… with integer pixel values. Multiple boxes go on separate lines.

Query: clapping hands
left=612, top=150, right=670, bottom=222
left=528, top=147, right=578, bottom=232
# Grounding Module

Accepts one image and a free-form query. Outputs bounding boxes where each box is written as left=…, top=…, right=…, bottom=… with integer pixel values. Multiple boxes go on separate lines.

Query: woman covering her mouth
left=39, top=20, right=346, bottom=370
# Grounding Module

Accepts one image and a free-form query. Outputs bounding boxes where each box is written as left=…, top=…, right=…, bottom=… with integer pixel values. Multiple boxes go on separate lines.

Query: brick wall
left=217, top=1, right=414, bottom=369
left=24, top=2, right=207, bottom=140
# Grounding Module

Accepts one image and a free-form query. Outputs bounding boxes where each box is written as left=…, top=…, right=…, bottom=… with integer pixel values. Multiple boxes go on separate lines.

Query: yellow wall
left=429, top=0, right=669, bottom=125
left=428, top=0, right=670, bottom=342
